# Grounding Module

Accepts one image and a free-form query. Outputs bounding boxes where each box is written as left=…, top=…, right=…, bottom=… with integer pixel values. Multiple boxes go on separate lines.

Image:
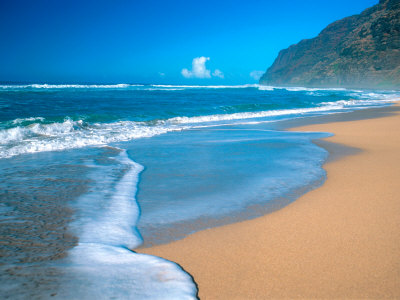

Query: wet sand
left=140, top=103, right=400, bottom=299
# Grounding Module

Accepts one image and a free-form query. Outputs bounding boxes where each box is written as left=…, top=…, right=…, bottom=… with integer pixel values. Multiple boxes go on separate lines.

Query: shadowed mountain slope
left=260, top=0, right=400, bottom=89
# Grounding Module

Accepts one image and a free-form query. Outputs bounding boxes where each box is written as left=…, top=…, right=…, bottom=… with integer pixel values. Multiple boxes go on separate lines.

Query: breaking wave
left=0, top=119, right=188, bottom=158
left=167, top=105, right=344, bottom=124
left=1, top=94, right=398, bottom=159
left=0, top=84, right=134, bottom=89
left=1, top=83, right=398, bottom=97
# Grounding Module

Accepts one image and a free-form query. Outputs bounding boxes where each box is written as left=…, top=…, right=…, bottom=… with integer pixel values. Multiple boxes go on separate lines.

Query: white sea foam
left=73, top=151, right=144, bottom=248
left=144, top=88, right=186, bottom=91
left=151, top=84, right=259, bottom=89
left=257, top=85, right=353, bottom=92
left=0, top=83, right=258, bottom=90
left=167, top=105, right=344, bottom=124
left=0, top=118, right=188, bottom=158
left=348, top=91, right=400, bottom=100
left=258, top=85, right=274, bottom=91
left=149, top=84, right=350, bottom=91
left=30, top=84, right=132, bottom=88
left=59, top=150, right=197, bottom=299
left=0, top=91, right=398, bottom=158
left=60, top=244, right=197, bottom=299
left=276, top=86, right=347, bottom=92
left=11, top=117, right=45, bottom=124
left=321, top=98, right=398, bottom=107
left=1, top=84, right=399, bottom=96
left=0, top=84, right=138, bottom=89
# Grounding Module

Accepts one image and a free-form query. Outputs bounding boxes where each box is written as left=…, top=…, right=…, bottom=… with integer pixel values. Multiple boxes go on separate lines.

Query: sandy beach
left=140, top=103, right=400, bottom=299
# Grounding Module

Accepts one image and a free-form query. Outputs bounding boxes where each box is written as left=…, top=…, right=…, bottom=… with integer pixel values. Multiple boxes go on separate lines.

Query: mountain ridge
left=260, top=0, right=400, bottom=89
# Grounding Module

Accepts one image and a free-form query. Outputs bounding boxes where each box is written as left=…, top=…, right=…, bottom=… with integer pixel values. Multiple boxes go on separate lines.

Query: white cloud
left=181, top=56, right=211, bottom=78
left=181, top=57, right=224, bottom=79
left=250, top=70, right=265, bottom=80
left=212, top=69, right=224, bottom=78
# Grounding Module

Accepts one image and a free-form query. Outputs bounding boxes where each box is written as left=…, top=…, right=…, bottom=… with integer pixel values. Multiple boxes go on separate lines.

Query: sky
left=0, top=0, right=378, bottom=84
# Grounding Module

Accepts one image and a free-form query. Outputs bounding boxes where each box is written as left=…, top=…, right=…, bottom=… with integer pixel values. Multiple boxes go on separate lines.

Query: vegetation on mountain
left=260, top=0, right=400, bottom=89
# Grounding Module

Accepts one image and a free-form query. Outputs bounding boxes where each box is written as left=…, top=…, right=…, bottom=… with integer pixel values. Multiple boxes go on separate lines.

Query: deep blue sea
left=0, top=83, right=398, bottom=298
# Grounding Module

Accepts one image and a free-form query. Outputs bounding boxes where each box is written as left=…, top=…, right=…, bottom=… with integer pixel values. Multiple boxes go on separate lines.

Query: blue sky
left=0, top=0, right=378, bottom=84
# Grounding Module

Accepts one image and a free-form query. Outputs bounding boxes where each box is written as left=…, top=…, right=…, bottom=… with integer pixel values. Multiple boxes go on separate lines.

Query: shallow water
left=0, top=84, right=398, bottom=298
left=129, top=126, right=330, bottom=246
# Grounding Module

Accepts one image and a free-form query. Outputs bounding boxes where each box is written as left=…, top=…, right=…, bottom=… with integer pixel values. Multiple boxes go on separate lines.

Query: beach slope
left=141, top=105, right=400, bottom=299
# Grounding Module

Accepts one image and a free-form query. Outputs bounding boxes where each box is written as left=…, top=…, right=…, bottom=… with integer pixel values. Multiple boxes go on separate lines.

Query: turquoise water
left=0, top=84, right=398, bottom=298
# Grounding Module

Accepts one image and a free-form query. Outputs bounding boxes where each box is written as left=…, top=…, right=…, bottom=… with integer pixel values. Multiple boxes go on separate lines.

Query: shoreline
left=139, top=102, right=400, bottom=299
left=136, top=105, right=399, bottom=249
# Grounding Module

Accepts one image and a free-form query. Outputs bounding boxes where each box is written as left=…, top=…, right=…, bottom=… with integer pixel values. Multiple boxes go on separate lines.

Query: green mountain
left=260, top=0, right=400, bottom=89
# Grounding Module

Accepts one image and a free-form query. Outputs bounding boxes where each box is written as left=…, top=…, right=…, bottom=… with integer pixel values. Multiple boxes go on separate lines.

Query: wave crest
left=0, top=118, right=187, bottom=158
left=0, top=96, right=398, bottom=159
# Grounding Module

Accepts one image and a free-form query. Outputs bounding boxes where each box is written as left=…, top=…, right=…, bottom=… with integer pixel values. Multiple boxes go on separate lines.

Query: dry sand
left=140, top=104, right=400, bottom=299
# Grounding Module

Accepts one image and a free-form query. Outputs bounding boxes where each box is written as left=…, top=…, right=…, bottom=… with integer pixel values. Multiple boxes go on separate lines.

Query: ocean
left=0, top=84, right=398, bottom=298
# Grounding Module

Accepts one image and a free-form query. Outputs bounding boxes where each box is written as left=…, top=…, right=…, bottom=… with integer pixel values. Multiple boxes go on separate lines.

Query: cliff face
left=260, top=0, right=400, bottom=89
